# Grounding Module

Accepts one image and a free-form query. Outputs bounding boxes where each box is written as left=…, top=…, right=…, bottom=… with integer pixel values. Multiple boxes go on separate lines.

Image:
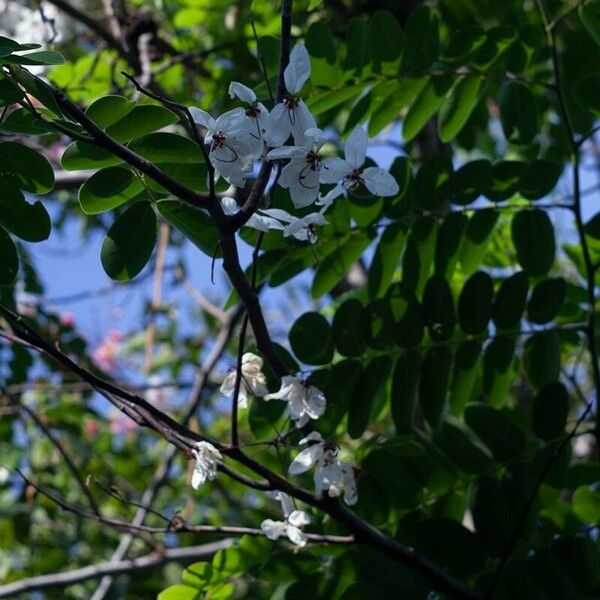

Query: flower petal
left=189, top=107, right=215, bottom=130
left=267, top=145, right=305, bottom=160
left=288, top=445, right=321, bottom=475
left=288, top=510, right=310, bottom=527
left=363, top=166, right=400, bottom=197
left=284, top=44, right=311, bottom=94
left=228, top=81, right=257, bottom=103
left=345, top=126, right=368, bottom=168
left=320, top=157, right=350, bottom=184
left=286, top=524, right=307, bottom=546
left=261, top=519, right=286, bottom=540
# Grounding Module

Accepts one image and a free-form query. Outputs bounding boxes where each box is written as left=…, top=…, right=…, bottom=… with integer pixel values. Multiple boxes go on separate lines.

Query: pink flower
left=60, top=313, right=75, bottom=327
left=92, top=330, right=123, bottom=373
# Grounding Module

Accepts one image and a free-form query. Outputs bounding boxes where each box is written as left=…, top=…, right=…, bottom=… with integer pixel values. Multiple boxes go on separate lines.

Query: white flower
left=190, top=107, right=256, bottom=187
left=219, top=352, right=269, bottom=409
left=268, top=44, right=317, bottom=146
left=267, top=490, right=296, bottom=518
left=228, top=81, right=272, bottom=158
left=319, top=126, right=399, bottom=202
left=288, top=433, right=358, bottom=505
left=260, top=509, right=311, bottom=546
left=264, top=376, right=326, bottom=427
left=190, top=441, right=222, bottom=490
left=325, top=461, right=358, bottom=506
left=267, top=128, right=327, bottom=208
left=220, top=197, right=284, bottom=233
left=260, top=207, right=328, bottom=242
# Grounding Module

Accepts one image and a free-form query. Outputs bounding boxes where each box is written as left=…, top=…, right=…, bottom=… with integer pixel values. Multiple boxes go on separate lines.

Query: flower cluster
left=190, top=43, right=399, bottom=242
left=260, top=491, right=311, bottom=546
left=190, top=441, right=222, bottom=490
left=219, top=352, right=269, bottom=409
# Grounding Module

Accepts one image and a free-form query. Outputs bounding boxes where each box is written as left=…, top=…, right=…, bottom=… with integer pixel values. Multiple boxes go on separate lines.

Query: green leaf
left=414, top=155, right=453, bottom=211
left=306, top=21, right=336, bottom=62
left=0, top=74, right=23, bottom=106
left=465, top=404, right=526, bottom=462
left=579, top=1, right=600, bottom=46
left=0, top=180, right=51, bottom=242
left=61, top=141, right=122, bottom=170
left=289, top=312, right=333, bottom=365
left=307, top=85, right=363, bottom=115
left=100, top=202, right=157, bottom=280
left=422, top=275, right=455, bottom=342
left=391, top=351, right=422, bottom=433
left=572, top=74, right=600, bottom=116
left=402, top=216, right=438, bottom=296
left=369, top=10, right=404, bottom=68
left=106, top=105, right=179, bottom=142
left=532, top=381, right=568, bottom=440
left=584, top=212, right=600, bottom=238
left=79, top=167, right=144, bottom=215
left=368, top=223, right=406, bottom=299
left=527, top=277, right=566, bottom=324
left=419, top=346, right=452, bottom=429
left=438, top=76, right=484, bottom=142
left=348, top=357, right=391, bottom=438
left=6, top=66, right=63, bottom=117
left=436, top=421, right=492, bottom=474
left=459, top=209, right=499, bottom=275
left=450, top=341, right=481, bottom=415
left=387, top=283, right=424, bottom=347
left=482, top=336, right=517, bottom=407
left=332, top=299, right=366, bottom=357
left=485, top=160, right=526, bottom=202
left=499, top=81, right=537, bottom=144
left=512, top=209, right=556, bottom=277
left=524, top=331, right=561, bottom=389
left=403, top=75, right=453, bottom=142
left=343, top=16, right=372, bottom=75
left=572, top=486, right=600, bottom=523
left=458, top=271, right=494, bottom=335
left=492, top=271, right=529, bottom=330
left=445, top=160, right=492, bottom=206
left=156, top=200, right=220, bottom=258
left=0, top=227, right=18, bottom=285
left=368, top=78, right=426, bottom=136
left=157, top=584, right=202, bottom=600
left=129, top=132, right=204, bottom=164
left=311, top=232, right=373, bottom=299
left=3, top=50, right=64, bottom=65
left=0, top=142, right=54, bottom=193
left=435, top=212, right=467, bottom=278
left=519, top=160, right=563, bottom=200
left=402, top=5, right=440, bottom=71
left=85, top=95, right=134, bottom=127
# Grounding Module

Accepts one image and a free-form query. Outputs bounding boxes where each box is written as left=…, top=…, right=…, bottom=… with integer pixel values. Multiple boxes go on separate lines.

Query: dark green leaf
left=435, top=421, right=492, bottom=475
left=387, top=283, right=424, bottom=347
left=3, top=50, right=64, bottom=65
left=458, top=271, right=494, bottom=335
left=584, top=212, right=600, bottom=238
left=482, top=336, right=517, bottom=407
left=0, top=180, right=51, bottom=242
left=435, top=212, right=467, bottom=277
left=527, top=277, right=566, bottom=324
left=79, top=167, right=144, bottom=215
left=465, top=404, right=526, bottom=462
left=402, top=216, right=438, bottom=296
left=106, top=105, right=179, bottom=142
left=6, top=66, right=62, bottom=117
left=524, top=331, right=561, bottom=389
left=492, top=271, right=529, bottom=330
left=0, top=227, right=18, bottom=285
left=422, top=275, right=455, bottom=341
left=369, top=10, right=404, bottom=67
left=403, top=76, right=453, bottom=142
left=443, top=159, right=492, bottom=206
left=419, top=346, right=452, bottom=429
left=414, top=156, right=453, bottom=211
left=0, top=142, right=54, bottom=194
left=519, top=160, right=562, bottom=200
left=368, top=223, right=406, bottom=299
left=450, top=341, right=481, bottom=416
left=572, top=486, right=600, bottom=523
left=100, top=202, right=157, bottom=280
left=61, top=141, right=122, bottom=170
left=512, top=209, right=556, bottom=276
left=485, top=160, right=526, bottom=201
left=311, top=232, right=374, bottom=299
left=348, top=357, right=391, bottom=438
left=289, top=312, right=333, bottom=365
left=438, top=76, right=484, bottom=142
left=0, top=74, right=23, bottom=106
left=532, top=381, right=568, bottom=440
left=85, top=95, right=134, bottom=127
left=402, top=5, right=440, bottom=71
left=129, top=132, right=204, bottom=164
left=391, top=351, right=422, bottom=433
left=579, top=1, right=600, bottom=46
left=332, top=299, right=366, bottom=357
left=459, top=209, right=499, bottom=275
left=499, top=80, right=537, bottom=144
left=157, top=200, right=220, bottom=258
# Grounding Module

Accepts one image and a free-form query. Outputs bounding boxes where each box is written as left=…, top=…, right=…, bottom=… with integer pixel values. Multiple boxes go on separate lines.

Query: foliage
left=0, top=0, right=599, bottom=599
